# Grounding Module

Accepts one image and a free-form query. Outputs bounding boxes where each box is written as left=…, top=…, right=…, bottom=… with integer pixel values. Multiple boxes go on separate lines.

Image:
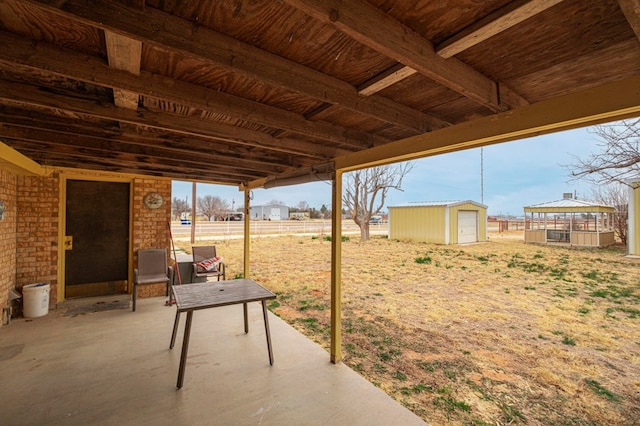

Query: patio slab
left=0, top=296, right=427, bottom=425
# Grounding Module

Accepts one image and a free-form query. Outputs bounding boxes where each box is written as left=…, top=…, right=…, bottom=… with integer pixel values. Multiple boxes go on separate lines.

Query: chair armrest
left=133, top=268, right=139, bottom=285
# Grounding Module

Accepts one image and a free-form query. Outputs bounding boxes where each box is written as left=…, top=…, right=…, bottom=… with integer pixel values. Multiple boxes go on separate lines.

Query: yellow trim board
left=0, top=142, right=47, bottom=176
left=335, top=76, right=640, bottom=171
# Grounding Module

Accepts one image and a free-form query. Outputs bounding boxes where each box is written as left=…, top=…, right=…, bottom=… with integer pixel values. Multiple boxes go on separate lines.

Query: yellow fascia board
left=0, top=142, right=47, bottom=176
left=335, top=75, right=640, bottom=171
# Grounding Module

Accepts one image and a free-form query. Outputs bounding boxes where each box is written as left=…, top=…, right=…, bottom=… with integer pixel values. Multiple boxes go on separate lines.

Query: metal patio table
left=170, top=278, right=276, bottom=388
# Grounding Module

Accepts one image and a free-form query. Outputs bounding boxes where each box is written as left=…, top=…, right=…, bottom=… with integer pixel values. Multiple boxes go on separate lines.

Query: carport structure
left=1, top=0, right=640, bottom=405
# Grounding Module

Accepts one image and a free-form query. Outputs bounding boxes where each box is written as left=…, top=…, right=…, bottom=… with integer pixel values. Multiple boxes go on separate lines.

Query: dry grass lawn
left=177, top=230, right=640, bottom=425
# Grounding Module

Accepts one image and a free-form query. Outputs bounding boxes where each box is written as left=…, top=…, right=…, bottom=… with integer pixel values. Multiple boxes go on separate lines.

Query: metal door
left=457, top=210, right=478, bottom=244
left=64, top=180, right=130, bottom=298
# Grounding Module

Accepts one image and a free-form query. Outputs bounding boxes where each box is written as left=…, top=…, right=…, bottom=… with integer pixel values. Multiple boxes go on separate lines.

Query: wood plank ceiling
left=0, top=0, right=639, bottom=188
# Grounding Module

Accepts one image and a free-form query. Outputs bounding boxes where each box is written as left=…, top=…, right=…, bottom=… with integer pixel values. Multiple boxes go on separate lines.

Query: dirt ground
left=177, top=230, right=640, bottom=425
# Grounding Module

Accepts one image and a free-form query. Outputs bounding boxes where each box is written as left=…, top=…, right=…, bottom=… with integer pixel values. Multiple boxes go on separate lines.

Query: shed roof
left=390, top=200, right=487, bottom=209
left=0, top=1, right=639, bottom=187
left=523, top=198, right=615, bottom=213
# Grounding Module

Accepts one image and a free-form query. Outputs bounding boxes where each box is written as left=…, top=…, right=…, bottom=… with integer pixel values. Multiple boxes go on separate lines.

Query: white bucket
left=22, top=283, right=50, bottom=318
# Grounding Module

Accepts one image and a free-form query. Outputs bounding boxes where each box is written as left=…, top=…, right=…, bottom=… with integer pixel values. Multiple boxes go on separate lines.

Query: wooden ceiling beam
left=353, top=1, right=563, bottom=98
left=0, top=124, right=295, bottom=175
left=617, top=0, right=640, bottom=42
left=10, top=144, right=267, bottom=181
left=436, top=0, right=565, bottom=58
left=21, top=0, right=447, bottom=132
left=104, top=31, right=141, bottom=110
left=357, top=64, right=417, bottom=96
left=0, top=31, right=375, bottom=150
left=0, top=79, right=351, bottom=161
left=284, top=0, right=528, bottom=111
left=0, top=104, right=340, bottom=160
left=14, top=150, right=249, bottom=183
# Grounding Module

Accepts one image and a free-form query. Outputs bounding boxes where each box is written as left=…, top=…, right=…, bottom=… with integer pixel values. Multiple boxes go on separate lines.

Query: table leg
left=176, top=310, right=193, bottom=389
left=243, top=302, right=248, bottom=333
left=261, top=300, right=274, bottom=365
left=170, top=310, right=181, bottom=349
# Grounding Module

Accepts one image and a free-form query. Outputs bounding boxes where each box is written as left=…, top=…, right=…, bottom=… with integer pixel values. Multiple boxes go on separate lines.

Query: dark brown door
left=65, top=180, right=130, bottom=298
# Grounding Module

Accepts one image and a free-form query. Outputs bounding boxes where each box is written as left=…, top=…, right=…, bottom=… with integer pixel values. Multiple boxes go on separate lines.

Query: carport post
left=330, top=170, right=343, bottom=363
left=243, top=188, right=251, bottom=278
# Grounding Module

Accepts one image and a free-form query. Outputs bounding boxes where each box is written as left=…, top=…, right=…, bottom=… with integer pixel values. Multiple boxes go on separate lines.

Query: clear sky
left=172, top=125, right=603, bottom=217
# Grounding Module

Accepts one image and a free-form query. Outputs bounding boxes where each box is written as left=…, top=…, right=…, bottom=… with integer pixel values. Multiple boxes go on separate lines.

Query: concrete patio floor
left=0, top=295, right=427, bottom=425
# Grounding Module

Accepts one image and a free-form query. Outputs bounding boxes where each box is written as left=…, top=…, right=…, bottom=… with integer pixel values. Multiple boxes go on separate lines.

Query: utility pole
left=480, top=147, right=484, bottom=204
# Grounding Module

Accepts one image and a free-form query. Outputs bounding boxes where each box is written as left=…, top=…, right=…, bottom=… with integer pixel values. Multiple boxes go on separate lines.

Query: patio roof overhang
left=1, top=0, right=640, bottom=363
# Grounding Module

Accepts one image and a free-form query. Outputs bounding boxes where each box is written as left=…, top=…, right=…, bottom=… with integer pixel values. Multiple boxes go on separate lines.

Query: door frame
left=57, top=170, right=134, bottom=303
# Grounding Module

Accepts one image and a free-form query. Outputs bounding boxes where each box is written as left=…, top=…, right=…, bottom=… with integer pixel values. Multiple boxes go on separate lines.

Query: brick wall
left=16, top=173, right=59, bottom=304
left=0, top=171, right=172, bottom=326
left=0, top=169, right=17, bottom=326
left=132, top=178, right=172, bottom=298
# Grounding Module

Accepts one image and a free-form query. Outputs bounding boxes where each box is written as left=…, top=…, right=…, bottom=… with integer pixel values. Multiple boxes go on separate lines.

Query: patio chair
left=133, top=249, right=173, bottom=311
left=191, top=245, right=226, bottom=282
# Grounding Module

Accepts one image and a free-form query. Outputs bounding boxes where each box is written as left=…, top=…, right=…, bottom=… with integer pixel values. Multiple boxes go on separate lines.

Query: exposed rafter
left=104, top=31, right=141, bottom=110
left=0, top=124, right=295, bottom=174
left=0, top=32, right=378, bottom=150
left=436, top=0, right=565, bottom=58
left=617, top=0, right=640, bottom=42
left=0, top=0, right=637, bottom=188
left=21, top=0, right=447, bottom=133
left=283, top=0, right=529, bottom=111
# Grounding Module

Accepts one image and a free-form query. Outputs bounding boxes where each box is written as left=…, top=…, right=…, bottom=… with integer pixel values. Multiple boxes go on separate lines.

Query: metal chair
left=191, top=246, right=226, bottom=282
left=133, top=249, right=173, bottom=311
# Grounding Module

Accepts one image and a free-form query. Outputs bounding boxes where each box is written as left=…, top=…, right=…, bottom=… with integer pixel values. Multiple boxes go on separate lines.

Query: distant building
left=249, top=204, right=289, bottom=220
left=388, top=201, right=487, bottom=244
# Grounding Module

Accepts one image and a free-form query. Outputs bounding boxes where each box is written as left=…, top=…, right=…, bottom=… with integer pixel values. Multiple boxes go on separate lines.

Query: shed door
left=269, top=207, right=281, bottom=221
left=458, top=211, right=478, bottom=244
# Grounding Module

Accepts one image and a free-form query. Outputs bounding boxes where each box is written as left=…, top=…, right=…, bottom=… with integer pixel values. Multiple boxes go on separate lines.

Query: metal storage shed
left=523, top=198, right=616, bottom=247
left=249, top=204, right=289, bottom=221
left=388, top=201, right=487, bottom=245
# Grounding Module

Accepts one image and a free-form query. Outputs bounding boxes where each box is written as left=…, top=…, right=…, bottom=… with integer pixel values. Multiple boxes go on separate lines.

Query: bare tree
left=171, top=197, right=190, bottom=220
left=590, top=184, right=628, bottom=245
left=569, top=119, right=640, bottom=185
left=343, top=163, right=414, bottom=241
left=197, top=195, right=229, bottom=221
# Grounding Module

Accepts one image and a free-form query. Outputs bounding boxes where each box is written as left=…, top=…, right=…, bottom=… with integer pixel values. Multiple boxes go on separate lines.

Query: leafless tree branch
left=567, top=119, right=640, bottom=186
left=343, top=162, right=414, bottom=241
left=590, top=183, right=628, bottom=245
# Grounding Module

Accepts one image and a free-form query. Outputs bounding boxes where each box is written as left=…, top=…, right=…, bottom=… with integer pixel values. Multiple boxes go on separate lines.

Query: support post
left=330, top=170, right=343, bottom=363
